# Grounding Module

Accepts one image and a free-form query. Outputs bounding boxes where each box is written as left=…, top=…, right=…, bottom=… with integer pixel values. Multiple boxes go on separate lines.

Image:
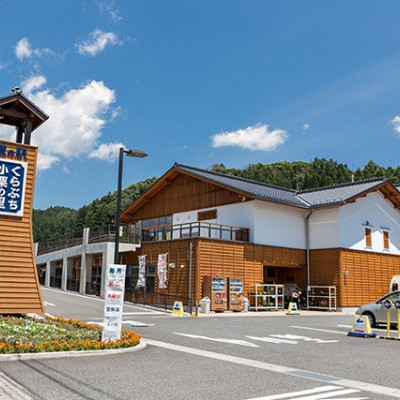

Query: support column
left=79, top=253, right=87, bottom=294
left=61, top=258, right=68, bottom=291
left=45, top=260, right=50, bottom=287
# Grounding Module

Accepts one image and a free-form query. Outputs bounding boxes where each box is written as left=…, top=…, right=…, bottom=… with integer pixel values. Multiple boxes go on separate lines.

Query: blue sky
left=1, top=1, right=400, bottom=209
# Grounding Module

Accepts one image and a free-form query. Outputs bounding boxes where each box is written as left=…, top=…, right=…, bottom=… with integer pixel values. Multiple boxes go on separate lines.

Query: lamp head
left=125, top=148, right=148, bottom=158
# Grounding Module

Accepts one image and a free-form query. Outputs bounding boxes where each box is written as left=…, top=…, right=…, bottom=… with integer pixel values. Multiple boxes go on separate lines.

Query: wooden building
left=0, top=90, right=48, bottom=314
left=120, top=163, right=400, bottom=309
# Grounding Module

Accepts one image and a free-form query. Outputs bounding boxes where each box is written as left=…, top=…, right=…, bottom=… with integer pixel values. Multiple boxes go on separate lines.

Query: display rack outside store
left=307, top=286, right=336, bottom=311
left=249, top=284, right=284, bottom=311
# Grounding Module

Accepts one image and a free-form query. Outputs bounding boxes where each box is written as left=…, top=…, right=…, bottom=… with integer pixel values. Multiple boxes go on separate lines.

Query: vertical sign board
left=0, top=159, right=27, bottom=217
left=102, top=264, right=126, bottom=342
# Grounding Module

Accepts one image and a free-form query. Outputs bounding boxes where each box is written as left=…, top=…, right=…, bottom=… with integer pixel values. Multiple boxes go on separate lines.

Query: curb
left=0, top=341, right=147, bottom=362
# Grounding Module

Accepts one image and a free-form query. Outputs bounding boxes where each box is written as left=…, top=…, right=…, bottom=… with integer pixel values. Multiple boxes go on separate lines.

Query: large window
left=139, top=216, right=172, bottom=242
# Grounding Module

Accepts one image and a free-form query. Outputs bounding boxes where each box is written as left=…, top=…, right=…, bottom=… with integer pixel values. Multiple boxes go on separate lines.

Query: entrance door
left=263, top=266, right=276, bottom=284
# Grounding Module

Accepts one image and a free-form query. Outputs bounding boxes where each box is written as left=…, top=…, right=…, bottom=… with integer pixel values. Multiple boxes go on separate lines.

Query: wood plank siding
left=124, top=174, right=247, bottom=222
left=0, top=140, right=44, bottom=314
left=340, top=249, right=400, bottom=307
left=123, top=239, right=307, bottom=304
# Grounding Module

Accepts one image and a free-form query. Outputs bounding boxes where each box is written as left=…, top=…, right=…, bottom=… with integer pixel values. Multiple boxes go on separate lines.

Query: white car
left=355, top=291, right=400, bottom=328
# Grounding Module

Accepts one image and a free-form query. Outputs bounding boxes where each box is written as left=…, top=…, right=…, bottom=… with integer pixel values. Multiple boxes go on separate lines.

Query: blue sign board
left=0, top=159, right=27, bottom=217
left=395, top=300, right=400, bottom=310
left=384, top=299, right=392, bottom=309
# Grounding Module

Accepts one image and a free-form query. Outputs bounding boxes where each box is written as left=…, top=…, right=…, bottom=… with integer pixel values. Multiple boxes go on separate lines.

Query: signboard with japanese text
left=0, top=159, right=27, bottom=217
left=102, top=264, right=126, bottom=342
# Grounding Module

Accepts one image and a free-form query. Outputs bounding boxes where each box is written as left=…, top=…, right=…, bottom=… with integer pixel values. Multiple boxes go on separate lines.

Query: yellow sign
left=286, top=302, right=300, bottom=315
left=172, top=301, right=184, bottom=317
left=348, top=315, right=376, bottom=338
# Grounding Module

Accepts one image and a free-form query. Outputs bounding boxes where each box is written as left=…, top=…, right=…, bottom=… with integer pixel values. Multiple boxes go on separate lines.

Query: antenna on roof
left=11, top=86, right=22, bottom=95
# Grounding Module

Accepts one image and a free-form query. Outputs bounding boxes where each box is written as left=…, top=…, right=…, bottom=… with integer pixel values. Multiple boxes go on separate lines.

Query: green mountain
left=33, top=158, right=400, bottom=243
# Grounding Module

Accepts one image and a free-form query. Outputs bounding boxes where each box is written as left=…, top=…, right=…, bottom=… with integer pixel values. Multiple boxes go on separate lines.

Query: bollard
left=195, top=302, right=199, bottom=317
left=384, top=299, right=393, bottom=338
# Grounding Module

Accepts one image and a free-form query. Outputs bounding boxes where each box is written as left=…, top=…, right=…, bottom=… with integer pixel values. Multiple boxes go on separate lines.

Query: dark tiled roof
left=296, top=177, right=387, bottom=207
left=174, top=163, right=391, bottom=209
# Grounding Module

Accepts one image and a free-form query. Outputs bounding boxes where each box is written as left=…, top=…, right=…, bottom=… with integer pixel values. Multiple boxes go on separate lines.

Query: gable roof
left=121, top=163, right=400, bottom=221
left=0, top=92, right=49, bottom=131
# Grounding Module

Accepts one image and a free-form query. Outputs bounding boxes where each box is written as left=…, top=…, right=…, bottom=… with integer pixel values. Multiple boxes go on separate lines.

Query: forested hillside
left=33, top=158, right=400, bottom=242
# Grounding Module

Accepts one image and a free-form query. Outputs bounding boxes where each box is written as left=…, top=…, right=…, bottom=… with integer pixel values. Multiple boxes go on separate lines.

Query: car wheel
left=363, top=312, right=376, bottom=328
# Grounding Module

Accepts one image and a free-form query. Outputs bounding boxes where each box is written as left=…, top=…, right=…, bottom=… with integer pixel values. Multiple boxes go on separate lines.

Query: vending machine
left=228, top=278, right=244, bottom=311
left=202, top=276, right=228, bottom=311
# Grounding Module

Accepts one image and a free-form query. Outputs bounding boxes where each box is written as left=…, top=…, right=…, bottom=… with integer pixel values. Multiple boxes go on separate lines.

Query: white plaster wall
left=173, top=202, right=256, bottom=242
left=252, top=200, right=306, bottom=248
left=309, top=208, right=340, bottom=249
left=339, top=191, right=400, bottom=254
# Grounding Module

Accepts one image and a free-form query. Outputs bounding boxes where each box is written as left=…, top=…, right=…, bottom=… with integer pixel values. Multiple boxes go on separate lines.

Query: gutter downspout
left=305, top=210, right=313, bottom=290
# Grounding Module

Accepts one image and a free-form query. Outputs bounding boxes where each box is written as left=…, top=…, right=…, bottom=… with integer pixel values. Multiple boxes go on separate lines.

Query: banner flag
left=136, top=255, right=147, bottom=288
left=157, top=253, right=168, bottom=289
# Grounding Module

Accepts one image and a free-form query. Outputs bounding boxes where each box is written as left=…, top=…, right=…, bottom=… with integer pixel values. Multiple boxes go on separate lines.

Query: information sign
left=395, top=300, right=400, bottom=310
left=0, top=159, right=27, bottom=217
left=102, top=264, right=126, bottom=342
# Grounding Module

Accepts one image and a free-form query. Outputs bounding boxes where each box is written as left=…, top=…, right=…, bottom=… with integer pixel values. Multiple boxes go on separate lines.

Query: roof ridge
left=297, top=176, right=387, bottom=194
left=174, top=163, right=297, bottom=193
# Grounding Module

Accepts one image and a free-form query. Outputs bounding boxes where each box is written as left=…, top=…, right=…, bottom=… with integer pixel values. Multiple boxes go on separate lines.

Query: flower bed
left=0, top=316, right=140, bottom=354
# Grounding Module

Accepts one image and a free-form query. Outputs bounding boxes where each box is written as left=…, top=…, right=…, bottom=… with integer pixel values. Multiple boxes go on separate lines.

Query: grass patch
left=0, top=316, right=140, bottom=354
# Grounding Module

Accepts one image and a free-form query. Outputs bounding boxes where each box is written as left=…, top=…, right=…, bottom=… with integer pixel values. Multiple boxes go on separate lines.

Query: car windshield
left=377, top=291, right=400, bottom=303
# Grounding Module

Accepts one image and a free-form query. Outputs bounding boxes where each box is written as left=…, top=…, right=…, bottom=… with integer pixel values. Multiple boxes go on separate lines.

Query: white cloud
left=89, top=142, right=124, bottom=161
left=77, top=30, right=121, bottom=56
left=390, top=116, right=400, bottom=135
left=302, top=123, right=310, bottom=131
left=14, top=37, right=59, bottom=61
left=96, top=0, right=122, bottom=21
left=0, top=75, right=117, bottom=170
left=211, top=124, right=288, bottom=152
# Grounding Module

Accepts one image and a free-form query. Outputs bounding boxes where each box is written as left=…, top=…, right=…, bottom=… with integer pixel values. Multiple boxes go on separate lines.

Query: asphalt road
left=1, top=287, right=400, bottom=400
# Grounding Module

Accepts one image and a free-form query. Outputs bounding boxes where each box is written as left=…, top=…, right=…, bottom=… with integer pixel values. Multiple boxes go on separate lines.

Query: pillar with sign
left=0, top=89, right=48, bottom=314
left=102, top=264, right=126, bottom=341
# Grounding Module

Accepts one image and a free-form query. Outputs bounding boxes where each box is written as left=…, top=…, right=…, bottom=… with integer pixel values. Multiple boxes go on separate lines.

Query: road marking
left=246, top=385, right=367, bottom=400
left=337, top=324, right=395, bottom=333
left=87, top=321, right=103, bottom=326
left=43, top=301, right=56, bottom=307
left=246, top=336, right=298, bottom=344
left=123, top=311, right=164, bottom=316
left=144, top=338, right=400, bottom=398
left=291, top=326, right=347, bottom=335
left=124, top=320, right=154, bottom=327
left=0, top=372, right=35, bottom=400
left=173, top=333, right=260, bottom=348
left=271, top=335, right=338, bottom=344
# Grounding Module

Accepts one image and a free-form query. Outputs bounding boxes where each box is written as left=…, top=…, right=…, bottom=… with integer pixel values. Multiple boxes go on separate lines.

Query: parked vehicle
left=355, top=291, right=400, bottom=327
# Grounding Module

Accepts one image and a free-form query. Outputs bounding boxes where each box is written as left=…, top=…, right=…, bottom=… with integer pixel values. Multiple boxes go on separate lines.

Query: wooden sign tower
left=0, top=88, right=48, bottom=314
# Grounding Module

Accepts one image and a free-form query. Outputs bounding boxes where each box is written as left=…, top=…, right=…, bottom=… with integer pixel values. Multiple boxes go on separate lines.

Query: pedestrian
left=291, top=287, right=301, bottom=308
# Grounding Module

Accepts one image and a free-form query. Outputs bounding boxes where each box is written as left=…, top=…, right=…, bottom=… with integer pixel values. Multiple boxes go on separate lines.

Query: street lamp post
left=114, top=147, right=147, bottom=264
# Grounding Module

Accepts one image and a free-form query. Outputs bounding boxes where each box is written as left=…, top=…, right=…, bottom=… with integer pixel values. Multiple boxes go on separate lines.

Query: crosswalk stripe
left=247, top=386, right=364, bottom=400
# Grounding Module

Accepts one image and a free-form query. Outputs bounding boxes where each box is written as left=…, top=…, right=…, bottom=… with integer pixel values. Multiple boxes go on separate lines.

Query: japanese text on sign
left=102, top=264, right=126, bottom=342
left=0, top=159, right=27, bottom=217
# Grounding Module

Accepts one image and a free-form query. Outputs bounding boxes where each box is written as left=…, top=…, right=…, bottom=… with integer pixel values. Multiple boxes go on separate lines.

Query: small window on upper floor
left=383, top=230, right=390, bottom=250
left=365, top=227, right=372, bottom=248
left=198, top=209, right=217, bottom=221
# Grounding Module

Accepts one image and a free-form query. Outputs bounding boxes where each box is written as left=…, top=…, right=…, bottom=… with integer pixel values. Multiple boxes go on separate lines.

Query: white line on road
left=124, top=320, right=155, bottom=327
left=270, top=335, right=338, bottom=344
left=246, top=385, right=365, bottom=400
left=144, top=338, right=400, bottom=398
left=246, top=336, right=298, bottom=345
left=43, top=301, right=56, bottom=307
left=338, top=324, right=395, bottom=333
left=123, top=311, right=164, bottom=315
left=0, top=372, right=35, bottom=400
left=291, top=326, right=348, bottom=335
left=173, top=333, right=260, bottom=348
